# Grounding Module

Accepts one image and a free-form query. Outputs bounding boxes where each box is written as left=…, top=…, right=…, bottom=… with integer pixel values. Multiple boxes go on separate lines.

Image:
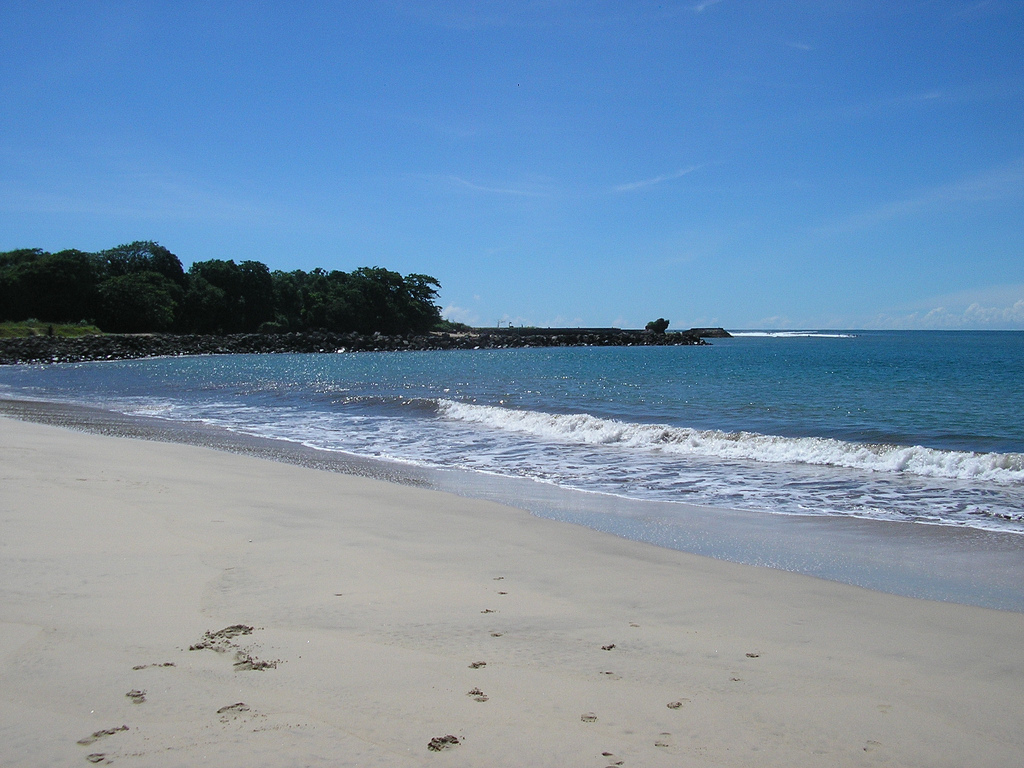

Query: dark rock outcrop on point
left=0, top=327, right=729, bottom=366
left=686, top=327, right=733, bottom=338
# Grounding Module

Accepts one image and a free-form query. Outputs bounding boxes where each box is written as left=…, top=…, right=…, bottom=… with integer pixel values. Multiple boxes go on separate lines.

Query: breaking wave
left=437, top=400, right=1024, bottom=485
left=729, top=331, right=857, bottom=338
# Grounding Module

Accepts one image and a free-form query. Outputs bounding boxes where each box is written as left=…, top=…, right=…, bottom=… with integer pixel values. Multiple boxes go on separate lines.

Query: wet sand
left=3, top=397, right=1023, bottom=612
left=2, top=415, right=1023, bottom=766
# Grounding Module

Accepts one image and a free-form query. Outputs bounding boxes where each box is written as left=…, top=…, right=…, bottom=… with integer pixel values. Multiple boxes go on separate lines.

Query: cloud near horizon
left=442, top=303, right=481, bottom=325
left=867, top=284, right=1024, bottom=330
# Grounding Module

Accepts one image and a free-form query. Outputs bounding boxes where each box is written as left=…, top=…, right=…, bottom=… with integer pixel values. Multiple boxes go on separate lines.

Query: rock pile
left=0, top=328, right=722, bottom=365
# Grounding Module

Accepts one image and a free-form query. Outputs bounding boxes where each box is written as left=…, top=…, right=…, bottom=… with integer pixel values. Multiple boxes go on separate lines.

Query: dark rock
left=0, top=327, right=714, bottom=365
left=687, top=327, right=732, bottom=338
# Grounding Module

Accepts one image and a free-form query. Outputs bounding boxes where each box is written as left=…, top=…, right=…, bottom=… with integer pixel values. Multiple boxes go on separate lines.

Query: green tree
left=1, top=250, right=102, bottom=322
left=346, top=267, right=441, bottom=335
left=0, top=250, right=47, bottom=320
left=267, top=269, right=304, bottom=331
left=237, top=260, right=275, bottom=331
left=1, top=242, right=446, bottom=337
left=102, top=241, right=186, bottom=286
left=98, top=272, right=182, bottom=332
left=0, top=248, right=48, bottom=269
left=187, top=259, right=243, bottom=332
left=179, top=275, right=231, bottom=333
left=402, top=273, right=443, bottom=333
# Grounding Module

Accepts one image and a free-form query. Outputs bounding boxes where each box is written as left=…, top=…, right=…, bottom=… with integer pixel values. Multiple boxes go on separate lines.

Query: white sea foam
left=437, top=400, right=1024, bottom=485
left=729, top=331, right=857, bottom=338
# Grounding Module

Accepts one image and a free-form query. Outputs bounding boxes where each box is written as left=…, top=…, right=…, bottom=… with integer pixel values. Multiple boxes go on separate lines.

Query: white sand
left=1, top=416, right=1023, bottom=767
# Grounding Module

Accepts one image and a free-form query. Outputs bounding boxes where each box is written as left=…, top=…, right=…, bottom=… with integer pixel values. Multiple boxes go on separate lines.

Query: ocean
left=4, top=328, right=1024, bottom=609
left=2, top=330, right=1021, bottom=533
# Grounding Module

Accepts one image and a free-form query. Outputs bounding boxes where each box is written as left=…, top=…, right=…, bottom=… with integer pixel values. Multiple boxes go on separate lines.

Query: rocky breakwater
left=0, top=328, right=726, bottom=365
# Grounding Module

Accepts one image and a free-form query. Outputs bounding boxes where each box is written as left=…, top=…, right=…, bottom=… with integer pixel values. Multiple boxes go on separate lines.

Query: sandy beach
left=2, top=416, right=1023, bottom=767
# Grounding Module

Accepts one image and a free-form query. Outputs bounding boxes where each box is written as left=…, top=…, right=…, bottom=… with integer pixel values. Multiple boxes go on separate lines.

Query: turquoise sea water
left=1, top=330, right=1022, bottom=535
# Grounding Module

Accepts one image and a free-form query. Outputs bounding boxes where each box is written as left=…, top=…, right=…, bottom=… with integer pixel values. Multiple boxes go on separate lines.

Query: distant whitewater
left=436, top=400, right=1024, bottom=484
left=730, top=331, right=857, bottom=339
left=1, top=330, right=1022, bottom=532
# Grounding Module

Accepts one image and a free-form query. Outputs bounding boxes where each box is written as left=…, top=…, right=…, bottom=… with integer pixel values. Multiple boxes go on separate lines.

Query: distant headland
left=1, top=240, right=730, bottom=364
left=0, top=327, right=731, bottom=365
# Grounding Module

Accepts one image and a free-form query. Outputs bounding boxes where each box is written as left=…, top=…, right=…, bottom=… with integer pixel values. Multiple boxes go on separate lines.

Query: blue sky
left=2, top=1, right=1022, bottom=330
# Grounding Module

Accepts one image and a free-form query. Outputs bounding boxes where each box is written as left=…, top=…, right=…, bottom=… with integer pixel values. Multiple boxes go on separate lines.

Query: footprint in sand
left=466, top=687, right=489, bottom=702
left=469, top=661, right=487, bottom=669
left=427, top=735, right=460, bottom=751
left=490, top=632, right=504, bottom=637
left=189, top=624, right=253, bottom=652
left=601, top=644, right=616, bottom=651
left=655, top=732, right=673, bottom=748
left=125, top=689, right=146, bottom=704
left=667, top=698, right=691, bottom=709
left=217, top=702, right=251, bottom=714
left=581, top=712, right=598, bottom=723
left=77, top=726, right=128, bottom=746
left=86, top=754, right=108, bottom=764
left=863, top=740, right=883, bottom=752
left=233, top=652, right=279, bottom=671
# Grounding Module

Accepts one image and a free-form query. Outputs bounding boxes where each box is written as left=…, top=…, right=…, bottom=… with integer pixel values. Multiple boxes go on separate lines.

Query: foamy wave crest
left=437, top=400, right=1024, bottom=484
left=730, top=331, right=857, bottom=338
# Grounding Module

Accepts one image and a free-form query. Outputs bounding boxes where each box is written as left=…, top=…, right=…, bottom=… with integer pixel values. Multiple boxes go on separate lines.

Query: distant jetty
left=0, top=327, right=730, bottom=365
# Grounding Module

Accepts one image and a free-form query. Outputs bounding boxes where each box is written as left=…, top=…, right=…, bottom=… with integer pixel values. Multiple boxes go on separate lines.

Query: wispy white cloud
left=0, top=136, right=280, bottom=225
left=615, top=166, right=699, bottom=193
left=808, top=82, right=1007, bottom=130
left=0, top=171, right=277, bottom=225
left=691, top=0, right=724, bottom=12
left=822, top=158, right=1024, bottom=233
left=448, top=175, right=551, bottom=197
left=786, top=41, right=813, bottom=51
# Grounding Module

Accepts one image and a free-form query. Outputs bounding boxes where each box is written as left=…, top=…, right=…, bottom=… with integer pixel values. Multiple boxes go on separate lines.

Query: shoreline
left=2, top=413, right=1023, bottom=766
left=3, top=396, right=1024, bottom=613
left=0, top=327, right=719, bottom=366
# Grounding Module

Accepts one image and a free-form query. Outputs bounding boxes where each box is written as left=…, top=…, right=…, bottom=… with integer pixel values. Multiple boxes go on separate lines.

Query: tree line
left=0, top=241, right=446, bottom=335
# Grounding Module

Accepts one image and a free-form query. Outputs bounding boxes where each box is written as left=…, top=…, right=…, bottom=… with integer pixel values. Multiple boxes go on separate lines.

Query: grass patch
left=0, top=320, right=104, bottom=338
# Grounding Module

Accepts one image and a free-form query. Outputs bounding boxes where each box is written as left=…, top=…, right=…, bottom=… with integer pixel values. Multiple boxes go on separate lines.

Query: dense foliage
left=0, top=242, right=444, bottom=335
